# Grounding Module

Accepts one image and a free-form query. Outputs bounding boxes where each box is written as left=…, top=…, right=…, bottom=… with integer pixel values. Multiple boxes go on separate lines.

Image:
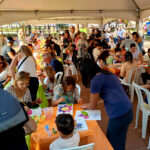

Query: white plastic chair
left=120, top=67, right=138, bottom=102
left=61, top=143, right=95, bottom=150
left=132, top=82, right=150, bottom=138
left=76, top=83, right=81, bottom=96
left=55, top=72, right=63, bottom=86
left=148, top=138, right=150, bottom=149
left=53, top=84, right=81, bottom=97
left=63, top=64, right=79, bottom=81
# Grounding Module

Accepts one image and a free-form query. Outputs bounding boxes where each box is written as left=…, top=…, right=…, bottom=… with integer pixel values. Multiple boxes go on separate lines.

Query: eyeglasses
left=0, top=62, right=4, bottom=64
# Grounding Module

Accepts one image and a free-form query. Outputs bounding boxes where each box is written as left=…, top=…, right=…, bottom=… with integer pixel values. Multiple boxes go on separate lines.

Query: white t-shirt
left=43, top=77, right=54, bottom=98
left=49, top=131, right=80, bottom=150
left=0, top=66, right=10, bottom=82
left=93, top=48, right=101, bottom=61
left=17, top=56, right=37, bottom=77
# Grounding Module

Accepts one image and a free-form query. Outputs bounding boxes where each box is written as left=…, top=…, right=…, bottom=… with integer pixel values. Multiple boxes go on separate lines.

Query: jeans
left=107, top=109, right=133, bottom=150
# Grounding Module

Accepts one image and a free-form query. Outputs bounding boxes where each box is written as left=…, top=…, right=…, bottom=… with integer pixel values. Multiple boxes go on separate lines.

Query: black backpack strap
left=17, top=56, right=28, bottom=72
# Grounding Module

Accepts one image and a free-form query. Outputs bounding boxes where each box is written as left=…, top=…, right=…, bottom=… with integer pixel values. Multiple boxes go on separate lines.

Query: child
left=113, top=48, right=123, bottom=64
left=49, top=114, right=80, bottom=150
left=52, top=76, right=82, bottom=106
left=40, top=66, right=55, bottom=105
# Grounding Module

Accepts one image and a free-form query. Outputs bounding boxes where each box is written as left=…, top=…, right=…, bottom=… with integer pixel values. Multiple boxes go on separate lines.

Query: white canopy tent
left=0, top=0, right=150, bottom=25
left=23, top=17, right=115, bottom=26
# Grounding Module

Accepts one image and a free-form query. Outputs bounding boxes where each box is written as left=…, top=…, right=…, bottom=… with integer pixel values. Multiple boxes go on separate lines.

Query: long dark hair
left=0, top=55, right=8, bottom=70
left=79, top=58, right=111, bottom=88
left=97, top=50, right=109, bottom=62
left=125, top=51, right=133, bottom=63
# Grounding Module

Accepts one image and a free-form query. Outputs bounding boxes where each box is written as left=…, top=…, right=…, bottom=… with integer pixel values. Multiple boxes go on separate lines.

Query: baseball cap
left=6, top=37, right=14, bottom=43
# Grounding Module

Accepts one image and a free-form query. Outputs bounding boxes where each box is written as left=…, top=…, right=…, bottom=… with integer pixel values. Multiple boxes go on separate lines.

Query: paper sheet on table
left=75, top=119, right=88, bottom=131
left=57, top=104, right=73, bottom=115
left=75, top=110, right=101, bottom=120
left=30, top=107, right=42, bottom=117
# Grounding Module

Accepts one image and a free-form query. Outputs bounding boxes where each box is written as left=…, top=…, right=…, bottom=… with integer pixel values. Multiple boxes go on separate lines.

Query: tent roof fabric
left=0, top=0, right=150, bottom=25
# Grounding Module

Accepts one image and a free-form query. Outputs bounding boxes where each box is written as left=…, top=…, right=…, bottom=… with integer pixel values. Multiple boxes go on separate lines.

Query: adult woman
left=97, top=50, right=109, bottom=70
left=120, top=51, right=138, bottom=82
left=10, top=45, right=39, bottom=104
left=62, top=30, right=72, bottom=60
left=0, top=55, right=11, bottom=88
left=6, top=71, right=41, bottom=108
left=132, top=32, right=143, bottom=54
left=77, top=32, right=88, bottom=58
left=79, top=58, right=133, bottom=150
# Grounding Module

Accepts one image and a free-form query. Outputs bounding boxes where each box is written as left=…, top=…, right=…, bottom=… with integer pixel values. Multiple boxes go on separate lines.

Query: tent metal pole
left=0, top=26, right=4, bottom=46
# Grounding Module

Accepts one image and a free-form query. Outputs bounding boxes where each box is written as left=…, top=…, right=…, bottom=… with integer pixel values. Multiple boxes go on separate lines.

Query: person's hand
left=24, top=106, right=30, bottom=113
left=36, top=98, right=42, bottom=104
left=59, top=97, right=66, bottom=103
left=78, top=98, right=84, bottom=104
left=80, top=103, right=91, bottom=109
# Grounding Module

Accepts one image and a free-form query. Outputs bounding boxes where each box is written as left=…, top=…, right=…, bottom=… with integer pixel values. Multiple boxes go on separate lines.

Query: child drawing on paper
left=52, top=76, right=83, bottom=106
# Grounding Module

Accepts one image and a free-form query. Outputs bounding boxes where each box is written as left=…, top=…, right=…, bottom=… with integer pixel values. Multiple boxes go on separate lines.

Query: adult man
left=130, top=43, right=143, bottom=62
left=42, top=52, right=64, bottom=73
left=2, top=37, right=16, bottom=64
left=120, top=38, right=140, bottom=52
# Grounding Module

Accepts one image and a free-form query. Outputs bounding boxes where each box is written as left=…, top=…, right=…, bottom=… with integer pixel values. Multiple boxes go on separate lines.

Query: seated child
left=39, top=66, right=55, bottom=105
left=52, top=76, right=82, bottom=106
left=113, top=48, right=123, bottom=64
left=49, top=114, right=80, bottom=150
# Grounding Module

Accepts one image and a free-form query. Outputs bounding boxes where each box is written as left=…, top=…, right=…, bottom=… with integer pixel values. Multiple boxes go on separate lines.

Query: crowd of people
left=0, top=25, right=150, bottom=150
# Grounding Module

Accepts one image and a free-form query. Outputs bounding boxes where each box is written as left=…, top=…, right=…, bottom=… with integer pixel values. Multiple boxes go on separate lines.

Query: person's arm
left=7, top=52, right=15, bottom=59
left=139, top=52, right=143, bottom=62
left=9, top=54, right=19, bottom=80
left=141, top=84, right=150, bottom=89
left=2, top=76, right=11, bottom=87
left=120, top=63, right=126, bottom=78
left=99, top=60, right=107, bottom=70
left=90, top=93, right=100, bottom=109
left=52, top=97, right=66, bottom=106
left=114, top=55, right=123, bottom=62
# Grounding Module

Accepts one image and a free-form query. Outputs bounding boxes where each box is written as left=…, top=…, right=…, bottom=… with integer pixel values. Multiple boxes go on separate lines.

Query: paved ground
left=78, top=79, right=149, bottom=150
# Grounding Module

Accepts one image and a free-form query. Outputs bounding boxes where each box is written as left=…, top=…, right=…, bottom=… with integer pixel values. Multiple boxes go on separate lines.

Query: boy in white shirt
left=50, top=114, right=80, bottom=150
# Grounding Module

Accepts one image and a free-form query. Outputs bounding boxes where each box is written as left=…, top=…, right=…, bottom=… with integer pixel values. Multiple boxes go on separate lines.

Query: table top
left=31, top=104, right=113, bottom=150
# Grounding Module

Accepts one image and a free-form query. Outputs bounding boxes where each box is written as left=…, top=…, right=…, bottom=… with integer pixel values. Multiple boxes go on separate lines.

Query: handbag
left=23, top=115, right=37, bottom=135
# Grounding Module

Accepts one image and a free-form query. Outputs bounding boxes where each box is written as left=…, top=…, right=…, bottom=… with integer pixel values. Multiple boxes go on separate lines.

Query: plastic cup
left=44, top=108, right=53, bottom=120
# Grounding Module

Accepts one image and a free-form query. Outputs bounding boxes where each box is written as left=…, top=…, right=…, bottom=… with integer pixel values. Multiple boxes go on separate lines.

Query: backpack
left=0, top=89, right=28, bottom=133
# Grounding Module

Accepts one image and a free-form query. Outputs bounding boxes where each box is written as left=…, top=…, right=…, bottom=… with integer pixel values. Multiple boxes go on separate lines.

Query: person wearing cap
left=2, top=37, right=16, bottom=64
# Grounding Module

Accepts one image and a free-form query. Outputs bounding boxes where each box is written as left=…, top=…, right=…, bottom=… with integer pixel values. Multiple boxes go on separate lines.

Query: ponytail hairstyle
left=43, top=66, right=55, bottom=83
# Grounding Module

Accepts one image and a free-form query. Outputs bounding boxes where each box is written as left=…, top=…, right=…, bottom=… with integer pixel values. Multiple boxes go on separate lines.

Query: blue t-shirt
left=90, top=73, right=132, bottom=118
left=49, top=58, right=64, bottom=73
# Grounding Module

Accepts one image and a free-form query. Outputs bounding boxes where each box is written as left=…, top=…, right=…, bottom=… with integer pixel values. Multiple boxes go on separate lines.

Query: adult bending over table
left=79, top=58, right=133, bottom=150
left=10, top=45, right=39, bottom=105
